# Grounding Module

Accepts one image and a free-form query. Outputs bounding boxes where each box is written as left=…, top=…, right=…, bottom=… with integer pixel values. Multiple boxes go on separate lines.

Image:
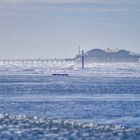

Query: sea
left=0, top=62, right=140, bottom=139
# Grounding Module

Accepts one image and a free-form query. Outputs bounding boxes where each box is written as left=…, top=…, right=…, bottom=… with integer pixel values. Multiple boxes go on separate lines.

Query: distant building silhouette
left=74, top=48, right=140, bottom=63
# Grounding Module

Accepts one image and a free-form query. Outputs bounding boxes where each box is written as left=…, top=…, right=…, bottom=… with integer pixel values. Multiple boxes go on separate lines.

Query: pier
left=0, top=58, right=75, bottom=65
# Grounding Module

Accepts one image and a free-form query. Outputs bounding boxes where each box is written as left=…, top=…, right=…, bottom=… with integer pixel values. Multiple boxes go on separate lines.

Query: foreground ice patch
left=0, top=114, right=140, bottom=140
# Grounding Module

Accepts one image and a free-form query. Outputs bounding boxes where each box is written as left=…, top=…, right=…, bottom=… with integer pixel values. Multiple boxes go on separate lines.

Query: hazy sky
left=0, top=0, right=140, bottom=58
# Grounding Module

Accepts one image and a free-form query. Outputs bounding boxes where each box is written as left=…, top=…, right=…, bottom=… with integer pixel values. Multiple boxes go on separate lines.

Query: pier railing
left=0, top=58, right=75, bottom=65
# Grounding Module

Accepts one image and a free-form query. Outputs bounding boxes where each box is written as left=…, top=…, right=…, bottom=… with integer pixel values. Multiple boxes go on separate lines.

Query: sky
left=0, top=0, right=140, bottom=59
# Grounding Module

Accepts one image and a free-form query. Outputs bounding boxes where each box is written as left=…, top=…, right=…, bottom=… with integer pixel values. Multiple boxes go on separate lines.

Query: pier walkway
left=0, top=58, right=75, bottom=65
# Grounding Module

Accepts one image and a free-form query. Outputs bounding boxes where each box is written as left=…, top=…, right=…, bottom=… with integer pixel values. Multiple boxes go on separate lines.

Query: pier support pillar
left=81, top=50, right=85, bottom=69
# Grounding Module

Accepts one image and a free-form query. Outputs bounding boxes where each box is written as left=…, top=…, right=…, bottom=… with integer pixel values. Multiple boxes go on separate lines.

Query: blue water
left=0, top=75, right=140, bottom=128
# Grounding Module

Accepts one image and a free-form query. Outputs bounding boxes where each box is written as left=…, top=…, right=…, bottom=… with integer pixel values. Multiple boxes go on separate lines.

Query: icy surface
left=0, top=62, right=140, bottom=139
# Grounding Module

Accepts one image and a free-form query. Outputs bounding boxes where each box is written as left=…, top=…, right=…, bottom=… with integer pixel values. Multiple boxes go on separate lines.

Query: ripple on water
left=0, top=114, right=140, bottom=140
